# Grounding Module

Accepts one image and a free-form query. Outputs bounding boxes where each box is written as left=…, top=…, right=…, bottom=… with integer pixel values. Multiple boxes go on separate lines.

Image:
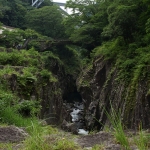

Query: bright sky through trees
left=53, top=0, right=67, bottom=2
left=53, top=0, right=72, bottom=14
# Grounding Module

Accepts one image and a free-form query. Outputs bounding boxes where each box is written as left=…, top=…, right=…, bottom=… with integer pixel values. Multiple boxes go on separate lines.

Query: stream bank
left=0, top=124, right=145, bottom=150
left=62, top=101, right=89, bottom=135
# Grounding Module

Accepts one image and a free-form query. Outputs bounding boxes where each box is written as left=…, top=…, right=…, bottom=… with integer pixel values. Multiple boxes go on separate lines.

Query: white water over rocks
left=78, top=129, right=89, bottom=135
left=70, top=109, right=81, bottom=122
left=70, top=102, right=89, bottom=135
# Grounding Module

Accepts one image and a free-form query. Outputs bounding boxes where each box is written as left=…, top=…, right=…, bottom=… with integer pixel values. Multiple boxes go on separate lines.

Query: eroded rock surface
left=0, top=126, right=27, bottom=143
left=77, top=56, right=150, bottom=130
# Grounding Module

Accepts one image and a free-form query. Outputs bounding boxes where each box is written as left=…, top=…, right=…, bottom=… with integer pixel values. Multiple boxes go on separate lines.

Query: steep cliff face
left=77, top=56, right=150, bottom=130
left=0, top=48, right=75, bottom=125
left=2, top=66, right=64, bottom=125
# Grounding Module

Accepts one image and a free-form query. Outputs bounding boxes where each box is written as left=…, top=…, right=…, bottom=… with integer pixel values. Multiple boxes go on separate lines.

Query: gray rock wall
left=77, top=56, right=150, bottom=130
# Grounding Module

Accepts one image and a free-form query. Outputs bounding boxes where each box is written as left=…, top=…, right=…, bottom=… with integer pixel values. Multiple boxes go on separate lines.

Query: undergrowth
left=0, top=106, right=38, bottom=127
left=92, top=144, right=105, bottom=150
left=105, top=105, right=150, bottom=150
left=105, top=106, right=130, bottom=150
left=134, top=125, right=150, bottom=150
left=23, top=122, right=80, bottom=150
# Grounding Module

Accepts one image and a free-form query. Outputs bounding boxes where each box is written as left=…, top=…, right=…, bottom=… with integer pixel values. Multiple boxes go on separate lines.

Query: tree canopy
left=1, top=0, right=150, bottom=62
left=25, top=6, right=66, bottom=38
left=63, top=0, right=109, bottom=51
left=0, top=0, right=28, bottom=28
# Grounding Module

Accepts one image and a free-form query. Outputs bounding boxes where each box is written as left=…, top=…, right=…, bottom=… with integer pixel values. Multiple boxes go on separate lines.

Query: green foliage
left=0, top=89, right=15, bottom=111
left=24, top=132, right=52, bottom=149
left=134, top=125, right=150, bottom=150
left=43, top=46, right=81, bottom=77
left=23, top=122, right=79, bottom=150
left=77, top=63, right=93, bottom=89
left=59, top=46, right=81, bottom=77
left=43, top=51, right=63, bottom=67
left=92, top=29, right=150, bottom=86
left=16, top=100, right=41, bottom=117
left=0, top=0, right=28, bottom=28
left=53, top=138, right=78, bottom=150
left=39, top=0, right=53, bottom=8
left=0, top=46, right=60, bottom=126
left=0, top=29, right=24, bottom=48
left=105, top=107, right=150, bottom=150
left=0, top=87, right=38, bottom=126
left=1, top=0, right=150, bottom=142
left=92, top=36, right=126, bottom=59
left=0, top=50, right=27, bottom=66
left=16, top=67, right=37, bottom=99
left=0, top=143, right=14, bottom=150
left=145, top=18, right=150, bottom=34
left=25, top=6, right=66, bottom=38
left=64, top=0, right=109, bottom=52
left=40, top=69, right=57, bottom=83
left=102, top=3, right=137, bottom=40
left=19, top=67, right=37, bottom=82
left=0, top=106, right=35, bottom=126
left=92, top=144, right=105, bottom=150
left=0, top=66, right=18, bottom=78
left=0, top=28, right=48, bottom=49
left=105, top=106, right=130, bottom=150
left=40, top=69, right=52, bottom=79
left=0, top=47, right=43, bottom=67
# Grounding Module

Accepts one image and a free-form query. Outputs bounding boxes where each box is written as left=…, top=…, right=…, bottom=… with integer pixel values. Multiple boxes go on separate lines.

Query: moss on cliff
left=78, top=34, right=150, bottom=129
left=0, top=46, right=65, bottom=125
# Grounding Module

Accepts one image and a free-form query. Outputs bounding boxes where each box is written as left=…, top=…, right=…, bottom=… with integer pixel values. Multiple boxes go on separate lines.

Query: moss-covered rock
left=77, top=55, right=150, bottom=130
left=0, top=47, right=74, bottom=125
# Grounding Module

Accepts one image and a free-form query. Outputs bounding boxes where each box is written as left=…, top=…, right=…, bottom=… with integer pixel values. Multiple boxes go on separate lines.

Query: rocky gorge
left=1, top=52, right=150, bottom=149
left=2, top=48, right=150, bottom=133
left=76, top=56, right=150, bottom=131
left=1, top=0, right=150, bottom=149
left=1, top=45, right=150, bottom=135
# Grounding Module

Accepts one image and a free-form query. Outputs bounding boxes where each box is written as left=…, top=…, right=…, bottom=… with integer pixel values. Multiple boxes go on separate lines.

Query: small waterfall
left=78, top=129, right=88, bottom=135
left=70, top=102, right=88, bottom=135
left=70, top=109, right=81, bottom=122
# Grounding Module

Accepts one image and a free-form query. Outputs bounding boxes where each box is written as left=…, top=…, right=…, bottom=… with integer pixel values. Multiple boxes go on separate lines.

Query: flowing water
left=70, top=102, right=89, bottom=135
left=70, top=109, right=81, bottom=122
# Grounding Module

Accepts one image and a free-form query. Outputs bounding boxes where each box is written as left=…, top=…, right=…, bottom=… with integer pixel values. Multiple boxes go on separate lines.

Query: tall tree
left=0, top=0, right=28, bottom=28
left=25, top=6, right=66, bottom=39
left=102, top=3, right=137, bottom=41
left=64, top=0, right=109, bottom=52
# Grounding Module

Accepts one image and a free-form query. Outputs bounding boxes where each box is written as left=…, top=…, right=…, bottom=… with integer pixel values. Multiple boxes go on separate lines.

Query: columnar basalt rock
left=77, top=56, right=150, bottom=130
left=1, top=56, right=75, bottom=125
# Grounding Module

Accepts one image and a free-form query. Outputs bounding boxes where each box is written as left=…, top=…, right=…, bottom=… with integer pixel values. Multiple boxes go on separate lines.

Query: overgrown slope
left=77, top=36, right=150, bottom=130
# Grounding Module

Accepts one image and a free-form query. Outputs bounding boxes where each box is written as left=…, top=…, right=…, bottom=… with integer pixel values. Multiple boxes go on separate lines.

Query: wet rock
left=67, top=123, right=78, bottom=134
left=61, top=119, right=69, bottom=131
left=76, top=122, right=85, bottom=129
left=85, top=100, right=99, bottom=130
left=61, top=120, right=78, bottom=134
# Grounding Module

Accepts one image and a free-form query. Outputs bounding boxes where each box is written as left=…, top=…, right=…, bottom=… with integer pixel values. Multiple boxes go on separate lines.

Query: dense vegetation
left=0, top=0, right=81, bottom=129
left=64, top=0, right=150, bottom=92
left=0, top=0, right=150, bottom=149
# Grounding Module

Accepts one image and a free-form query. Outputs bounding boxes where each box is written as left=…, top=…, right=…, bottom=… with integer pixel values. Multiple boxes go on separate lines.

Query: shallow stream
left=70, top=102, right=88, bottom=135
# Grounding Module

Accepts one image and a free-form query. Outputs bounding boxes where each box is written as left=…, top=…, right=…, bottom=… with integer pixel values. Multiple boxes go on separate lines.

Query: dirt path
left=0, top=126, right=139, bottom=150
left=76, top=130, right=139, bottom=150
left=76, top=131, right=122, bottom=150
